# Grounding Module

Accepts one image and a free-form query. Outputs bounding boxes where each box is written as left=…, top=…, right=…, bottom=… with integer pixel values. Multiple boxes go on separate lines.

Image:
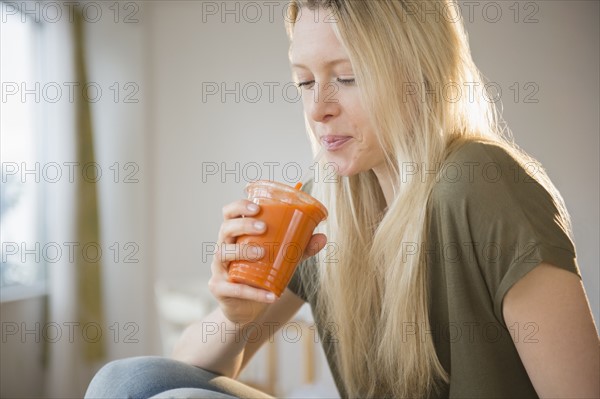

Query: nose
left=305, top=82, right=341, bottom=123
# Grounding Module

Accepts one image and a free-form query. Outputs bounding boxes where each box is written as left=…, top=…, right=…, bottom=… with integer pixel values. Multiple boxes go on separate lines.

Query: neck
left=372, top=164, right=395, bottom=207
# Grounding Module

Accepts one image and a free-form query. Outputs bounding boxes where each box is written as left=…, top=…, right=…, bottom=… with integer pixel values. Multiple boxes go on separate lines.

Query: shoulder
left=446, top=139, right=513, bottom=168
left=429, top=140, right=553, bottom=215
left=287, top=253, right=318, bottom=303
left=431, top=140, right=517, bottom=195
left=428, top=138, right=577, bottom=266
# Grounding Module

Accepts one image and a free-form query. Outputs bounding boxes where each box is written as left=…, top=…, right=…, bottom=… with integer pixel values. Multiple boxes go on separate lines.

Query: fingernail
left=254, top=221, right=265, bottom=230
left=250, top=246, right=264, bottom=257
left=247, top=203, right=259, bottom=212
left=266, top=293, right=276, bottom=301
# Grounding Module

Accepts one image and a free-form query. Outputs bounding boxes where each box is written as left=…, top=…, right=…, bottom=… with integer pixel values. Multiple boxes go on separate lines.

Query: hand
left=208, top=199, right=326, bottom=326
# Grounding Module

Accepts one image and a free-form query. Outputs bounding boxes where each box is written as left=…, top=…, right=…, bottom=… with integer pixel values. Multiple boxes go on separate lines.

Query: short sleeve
left=431, top=141, right=581, bottom=326
left=285, top=178, right=316, bottom=302
left=286, top=256, right=311, bottom=302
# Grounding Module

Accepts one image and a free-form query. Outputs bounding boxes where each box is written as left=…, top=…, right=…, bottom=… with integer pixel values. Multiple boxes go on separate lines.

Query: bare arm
left=172, top=288, right=305, bottom=378
left=503, top=262, right=600, bottom=398
left=237, top=288, right=305, bottom=375
left=172, top=307, right=252, bottom=378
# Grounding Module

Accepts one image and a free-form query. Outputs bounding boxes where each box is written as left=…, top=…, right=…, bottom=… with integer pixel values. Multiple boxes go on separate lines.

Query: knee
left=85, top=356, right=166, bottom=398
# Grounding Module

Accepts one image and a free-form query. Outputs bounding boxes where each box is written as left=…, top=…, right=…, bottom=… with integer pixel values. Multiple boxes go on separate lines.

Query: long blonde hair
left=286, top=1, right=573, bottom=397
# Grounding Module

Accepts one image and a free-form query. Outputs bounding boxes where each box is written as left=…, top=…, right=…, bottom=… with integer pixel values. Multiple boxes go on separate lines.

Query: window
left=1, top=1, right=46, bottom=300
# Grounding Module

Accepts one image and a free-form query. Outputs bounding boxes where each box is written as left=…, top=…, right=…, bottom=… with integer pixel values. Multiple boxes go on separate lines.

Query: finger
left=213, top=243, right=265, bottom=271
left=209, top=279, right=277, bottom=303
left=300, top=233, right=327, bottom=262
left=218, top=218, right=266, bottom=245
left=222, top=200, right=260, bottom=220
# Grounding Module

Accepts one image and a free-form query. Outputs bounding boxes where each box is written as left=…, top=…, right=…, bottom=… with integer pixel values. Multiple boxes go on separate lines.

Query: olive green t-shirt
left=287, top=140, right=581, bottom=398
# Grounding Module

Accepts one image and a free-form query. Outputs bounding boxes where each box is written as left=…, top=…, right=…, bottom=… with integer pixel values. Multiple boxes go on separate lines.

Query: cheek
left=351, top=114, right=377, bottom=148
left=344, top=99, right=373, bottom=137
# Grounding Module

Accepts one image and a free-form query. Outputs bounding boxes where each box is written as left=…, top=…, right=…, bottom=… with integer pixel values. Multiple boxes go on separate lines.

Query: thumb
left=301, top=233, right=327, bottom=262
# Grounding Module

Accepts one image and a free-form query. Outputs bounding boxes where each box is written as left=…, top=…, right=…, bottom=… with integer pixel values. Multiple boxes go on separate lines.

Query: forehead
left=289, top=8, right=350, bottom=66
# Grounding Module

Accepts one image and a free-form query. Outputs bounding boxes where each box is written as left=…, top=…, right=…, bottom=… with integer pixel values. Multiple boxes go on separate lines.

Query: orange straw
left=295, top=146, right=325, bottom=190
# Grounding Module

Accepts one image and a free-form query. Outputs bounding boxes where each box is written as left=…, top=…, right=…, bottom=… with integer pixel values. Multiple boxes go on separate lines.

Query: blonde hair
left=286, top=1, right=573, bottom=397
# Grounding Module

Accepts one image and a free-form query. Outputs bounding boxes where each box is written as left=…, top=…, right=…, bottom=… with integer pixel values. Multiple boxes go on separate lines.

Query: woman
left=86, top=1, right=599, bottom=398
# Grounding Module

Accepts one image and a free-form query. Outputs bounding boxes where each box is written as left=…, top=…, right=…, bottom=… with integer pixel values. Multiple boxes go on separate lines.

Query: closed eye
left=296, top=78, right=355, bottom=89
left=337, top=78, right=356, bottom=85
left=296, top=80, right=315, bottom=88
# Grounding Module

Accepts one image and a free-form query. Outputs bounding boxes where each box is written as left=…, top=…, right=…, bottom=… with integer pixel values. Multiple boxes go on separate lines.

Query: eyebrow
left=291, top=58, right=351, bottom=69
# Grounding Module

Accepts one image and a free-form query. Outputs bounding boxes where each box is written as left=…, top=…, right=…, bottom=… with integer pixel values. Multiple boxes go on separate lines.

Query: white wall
left=85, top=2, right=160, bottom=363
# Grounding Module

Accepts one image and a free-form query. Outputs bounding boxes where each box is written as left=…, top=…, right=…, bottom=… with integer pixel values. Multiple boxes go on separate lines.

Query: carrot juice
left=228, top=180, right=328, bottom=296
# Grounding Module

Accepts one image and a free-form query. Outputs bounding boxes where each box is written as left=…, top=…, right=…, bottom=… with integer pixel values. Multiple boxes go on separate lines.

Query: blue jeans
left=84, top=356, right=274, bottom=399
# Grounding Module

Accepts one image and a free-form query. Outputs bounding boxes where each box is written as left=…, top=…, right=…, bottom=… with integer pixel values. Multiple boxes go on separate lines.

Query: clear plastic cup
left=228, top=180, right=328, bottom=296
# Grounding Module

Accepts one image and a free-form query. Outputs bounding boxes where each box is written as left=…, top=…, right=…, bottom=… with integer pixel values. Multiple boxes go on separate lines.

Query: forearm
left=171, top=308, right=248, bottom=378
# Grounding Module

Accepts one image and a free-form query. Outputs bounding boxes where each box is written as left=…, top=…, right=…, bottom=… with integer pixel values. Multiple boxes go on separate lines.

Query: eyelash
left=296, top=78, right=356, bottom=88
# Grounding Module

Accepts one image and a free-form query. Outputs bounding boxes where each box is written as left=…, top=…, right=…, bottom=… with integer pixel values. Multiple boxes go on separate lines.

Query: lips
left=321, top=135, right=352, bottom=151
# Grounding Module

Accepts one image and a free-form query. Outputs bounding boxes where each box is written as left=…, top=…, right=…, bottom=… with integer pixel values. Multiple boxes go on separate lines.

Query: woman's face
left=289, top=7, right=386, bottom=177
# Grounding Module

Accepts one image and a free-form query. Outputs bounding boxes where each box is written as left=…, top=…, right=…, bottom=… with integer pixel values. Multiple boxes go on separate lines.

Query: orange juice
left=228, top=180, right=328, bottom=296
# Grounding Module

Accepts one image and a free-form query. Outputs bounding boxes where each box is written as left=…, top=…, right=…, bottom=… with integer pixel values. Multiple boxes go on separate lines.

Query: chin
left=324, top=159, right=361, bottom=178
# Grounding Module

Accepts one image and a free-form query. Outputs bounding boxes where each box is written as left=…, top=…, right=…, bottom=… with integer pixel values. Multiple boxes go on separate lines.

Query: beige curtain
left=73, top=6, right=105, bottom=362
